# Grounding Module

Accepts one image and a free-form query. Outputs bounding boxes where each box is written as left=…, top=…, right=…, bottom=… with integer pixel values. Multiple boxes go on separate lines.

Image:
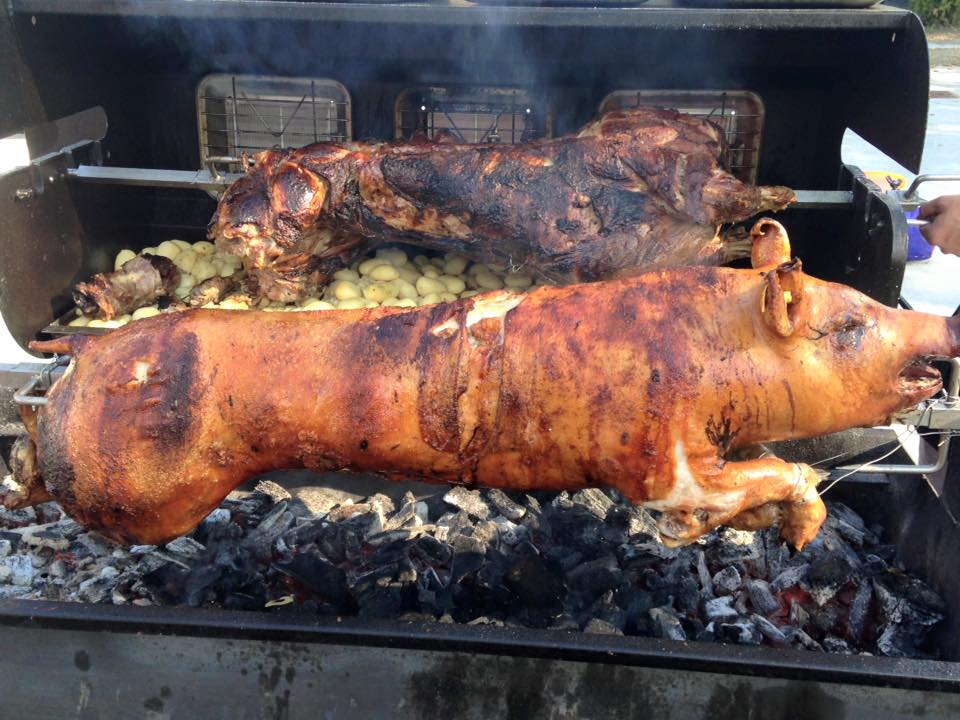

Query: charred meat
left=209, top=107, right=795, bottom=302
left=73, top=255, right=180, bottom=320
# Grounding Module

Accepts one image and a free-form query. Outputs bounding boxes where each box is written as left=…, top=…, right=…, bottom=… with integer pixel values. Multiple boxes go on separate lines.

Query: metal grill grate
left=395, top=87, right=550, bottom=144
left=598, top=90, right=765, bottom=184
left=197, top=75, right=351, bottom=173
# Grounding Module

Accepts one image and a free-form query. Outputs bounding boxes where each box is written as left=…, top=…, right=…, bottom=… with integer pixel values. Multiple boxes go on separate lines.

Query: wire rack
left=598, top=90, right=765, bottom=184
left=197, top=74, right=352, bottom=172
left=395, top=87, right=550, bottom=144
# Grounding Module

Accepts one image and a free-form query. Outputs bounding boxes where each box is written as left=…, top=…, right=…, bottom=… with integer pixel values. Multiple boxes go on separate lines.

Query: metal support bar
left=66, top=165, right=242, bottom=192
left=791, top=190, right=854, bottom=209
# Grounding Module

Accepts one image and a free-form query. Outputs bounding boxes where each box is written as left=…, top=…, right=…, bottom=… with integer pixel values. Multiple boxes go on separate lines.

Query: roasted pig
left=8, top=220, right=957, bottom=548
left=209, top=107, right=795, bottom=303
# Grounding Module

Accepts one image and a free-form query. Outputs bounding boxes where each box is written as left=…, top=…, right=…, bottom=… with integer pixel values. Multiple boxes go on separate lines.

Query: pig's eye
left=829, top=315, right=869, bottom=352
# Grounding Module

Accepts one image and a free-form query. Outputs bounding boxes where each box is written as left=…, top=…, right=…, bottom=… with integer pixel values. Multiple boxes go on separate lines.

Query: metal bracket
left=895, top=174, right=960, bottom=212
left=11, top=356, right=69, bottom=407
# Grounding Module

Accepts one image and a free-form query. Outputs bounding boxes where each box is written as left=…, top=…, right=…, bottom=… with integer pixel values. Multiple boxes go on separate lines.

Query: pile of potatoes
left=68, top=243, right=545, bottom=329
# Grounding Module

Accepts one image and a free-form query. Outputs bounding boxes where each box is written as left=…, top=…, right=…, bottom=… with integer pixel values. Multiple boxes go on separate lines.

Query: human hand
left=917, top=195, right=960, bottom=256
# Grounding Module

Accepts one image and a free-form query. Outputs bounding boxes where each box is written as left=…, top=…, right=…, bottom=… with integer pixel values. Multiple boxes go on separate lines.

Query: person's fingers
left=919, top=220, right=934, bottom=243
left=917, top=197, right=944, bottom=220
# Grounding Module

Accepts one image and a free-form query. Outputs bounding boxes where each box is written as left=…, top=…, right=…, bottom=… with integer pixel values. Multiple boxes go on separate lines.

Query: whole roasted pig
left=209, top=107, right=795, bottom=302
left=8, top=221, right=956, bottom=548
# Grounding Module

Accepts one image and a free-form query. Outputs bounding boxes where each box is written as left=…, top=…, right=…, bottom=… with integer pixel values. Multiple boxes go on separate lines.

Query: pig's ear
left=751, top=219, right=792, bottom=269
left=760, top=260, right=805, bottom=337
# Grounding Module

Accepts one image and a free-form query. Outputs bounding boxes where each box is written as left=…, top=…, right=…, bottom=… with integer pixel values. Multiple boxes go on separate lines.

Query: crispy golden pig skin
left=209, top=107, right=795, bottom=301
left=24, top=220, right=958, bottom=548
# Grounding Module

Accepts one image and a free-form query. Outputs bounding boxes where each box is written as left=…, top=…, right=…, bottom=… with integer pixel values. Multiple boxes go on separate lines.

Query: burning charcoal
left=524, top=494, right=543, bottom=515
left=164, top=536, right=206, bottom=563
left=583, top=618, right=623, bottom=635
left=772, top=564, right=809, bottom=591
left=823, top=635, right=852, bottom=654
left=289, top=486, right=359, bottom=517
left=789, top=601, right=810, bottom=628
left=825, top=502, right=876, bottom=548
left=587, top=602, right=628, bottom=632
left=356, top=582, right=415, bottom=619
left=751, top=614, right=787, bottom=645
left=784, top=627, right=823, bottom=651
left=809, top=603, right=843, bottom=635
left=547, top=547, right=583, bottom=573
left=805, top=553, right=859, bottom=606
left=201, top=508, right=231, bottom=528
left=128, top=544, right=156, bottom=555
left=745, top=579, right=780, bottom=616
left=48, top=559, right=68, bottom=579
left=451, top=534, right=485, bottom=557
left=275, top=554, right=349, bottom=606
left=443, top=486, right=490, bottom=520
left=4, top=554, right=33, bottom=586
left=0, top=539, right=12, bottom=560
left=368, top=493, right=396, bottom=515
left=180, top=565, right=222, bottom=607
left=712, top=528, right=762, bottom=567
left=649, top=606, right=686, bottom=641
left=626, top=507, right=660, bottom=541
left=703, top=595, right=739, bottom=623
left=325, top=502, right=373, bottom=523
left=550, top=492, right=573, bottom=511
left=485, top=489, right=526, bottom=521
left=253, top=479, right=292, bottom=503
left=712, top=566, right=742, bottom=596
left=863, top=554, right=888, bottom=575
left=733, top=590, right=751, bottom=616
left=696, top=550, right=714, bottom=599
left=846, top=581, right=873, bottom=644
left=566, top=554, right=621, bottom=596
left=414, top=502, right=430, bottom=524
left=436, top=510, right=472, bottom=542
left=672, top=575, right=701, bottom=615
left=383, top=498, right=416, bottom=531
left=451, top=547, right=485, bottom=583
left=0, top=585, right=30, bottom=599
left=571, top=488, right=613, bottom=520
left=0, top=532, right=19, bottom=553
left=491, top=516, right=525, bottom=547
left=466, top=520, right=499, bottom=547
left=717, top=618, right=761, bottom=645
left=77, top=573, right=119, bottom=603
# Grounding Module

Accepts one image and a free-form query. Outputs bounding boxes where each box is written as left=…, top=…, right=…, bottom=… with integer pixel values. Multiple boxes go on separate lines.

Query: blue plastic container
left=906, top=208, right=934, bottom=261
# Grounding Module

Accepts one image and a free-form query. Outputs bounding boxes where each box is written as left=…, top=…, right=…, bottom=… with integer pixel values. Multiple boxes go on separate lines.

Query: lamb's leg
left=649, top=457, right=826, bottom=550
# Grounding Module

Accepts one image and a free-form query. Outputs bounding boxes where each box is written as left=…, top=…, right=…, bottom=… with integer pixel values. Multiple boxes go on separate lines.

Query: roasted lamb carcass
left=9, top=221, right=957, bottom=548
left=209, top=107, right=795, bottom=303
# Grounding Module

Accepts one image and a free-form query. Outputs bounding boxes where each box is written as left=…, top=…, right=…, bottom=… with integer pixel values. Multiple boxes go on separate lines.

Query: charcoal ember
left=863, top=554, right=889, bottom=575
left=809, top=603, right=843, bottom=635
left=772, top=564, right=809, bottom=591
left=181, top=564, right=224, bottom=607
left=672, top=575, right=702, bottom=615
left=408, top=534, right=453, bottom=567
left=874, top=572, right=946, bottom=628
left=823, top=635, right=852, bottom=654
left=414, top=502, right=430, bottom=525
left=128, top=544, right=156, bottom=555
left=845, top=581, right=873, bottom=644
left=223, top=590, right=267, bottom=611
left=77, top=574, right=119, bottom=603
left=712, top=566, right=742, bottom=596
left=253, top=479, right=292, bottom=503
left=140, top=562, right=190, bottom=604
left=550, top=492, right=573, bottom=511
left=202, top=508, right=231, bottom=528
left=451, top=548, right=485, bottom=583
left=717, top=618, right=761, bottom=645
left=4, top=553, right=33, bottom=586
left=356, top=582, right=416, bottom=619
left=745, top=579, right=780, bottom=616
left=804, top=553, right=859, bottom=606
left=570, top=488, right=614, bottom=520
left=289, top=486, right=358, bottom=517
left=544, top=545, right=582, bottom=573
left=549, top=613, right=580, bottom=631
left=18, top=520, right=81, bottom=552
left=48, top=559, right=69, bottom=579
left=451, top=534, right=485, bottom=557
left=789, top=601, right=810, bottom=629
left=464, top=520, right=499, bottom=547
left=365, top=529, right=415, bottom=549
left=383, top=497, right=417, bottom=531
left=0, top=532, right=19, bottom=553
left=524, top=494, right=543, bottom=515
left=583, top=618, right=623, bottom=635
left=711, top=528, right=762, bottom=568
left=783, top=626, right=823, bottom=651
left=566, top=554, right=621, bottom=597
left=275, top=554, right=349, bottom=607
left=733, top=590, right=751, bottom=616
left=825, top=503, right=877, bottom=547
left=491, top=516, right=525, bottom=547
left=164, top=536, right=206, bottom=562
left=0, top=505, right=35, bottom=527
left=761, top=530, right=788, bottom=577
left=649, top=606, right=686, bottom=641
left=367, top=493, right=396, bottom=516
left=325, top=502, right=374, bottom=523
left=545, top=506, right=606, bottom=548
left=696, top=550, right=714, bottom=599
left=0, top=585, right=30, bottom=599
left=74, top=533, right=114, bottom=559
left=585, top=602, right=628, bottom=632
left=703, top=595, right=739, bottom=623
left=436, top=511, right=472, bottom=542
left=751, top=614, right=788, bottom=645
left=485, top=489, right=526, bottom=521
left=443, top=486, right=491, bottom=520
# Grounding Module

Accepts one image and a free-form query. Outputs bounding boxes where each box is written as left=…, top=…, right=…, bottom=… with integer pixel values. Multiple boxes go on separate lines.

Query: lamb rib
left=209, top=107, right=795, bottom=302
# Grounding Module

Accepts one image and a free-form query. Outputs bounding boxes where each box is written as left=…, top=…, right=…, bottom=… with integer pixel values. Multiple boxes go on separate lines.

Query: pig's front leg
left=648, top=456, right=827, bottom=550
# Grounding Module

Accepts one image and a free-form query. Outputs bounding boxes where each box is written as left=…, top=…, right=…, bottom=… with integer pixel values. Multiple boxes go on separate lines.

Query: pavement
left=842, top=66, right=960, bottom=317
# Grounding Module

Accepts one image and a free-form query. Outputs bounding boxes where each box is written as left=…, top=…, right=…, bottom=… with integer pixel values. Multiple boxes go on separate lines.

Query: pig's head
left=208, top=151, right=329, bottom=268
left=756, top=257, right=959, bottom=433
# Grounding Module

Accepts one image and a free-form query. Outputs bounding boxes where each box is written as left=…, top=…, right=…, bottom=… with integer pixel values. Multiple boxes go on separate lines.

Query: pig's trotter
left=654, top=458, right=827, bottom=550
left=1, top=434, right=51, bottom=510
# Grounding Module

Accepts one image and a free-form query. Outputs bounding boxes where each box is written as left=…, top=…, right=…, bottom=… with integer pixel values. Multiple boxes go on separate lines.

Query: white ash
left=0, top=490, right=946, bottom=658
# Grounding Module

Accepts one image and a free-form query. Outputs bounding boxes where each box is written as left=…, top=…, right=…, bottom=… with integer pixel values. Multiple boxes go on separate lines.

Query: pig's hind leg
left=651, top=457, right=827, bottom=550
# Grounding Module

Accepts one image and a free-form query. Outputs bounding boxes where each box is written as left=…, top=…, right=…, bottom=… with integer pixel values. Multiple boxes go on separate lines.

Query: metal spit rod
left=66, top=165, right=242, bottom=192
